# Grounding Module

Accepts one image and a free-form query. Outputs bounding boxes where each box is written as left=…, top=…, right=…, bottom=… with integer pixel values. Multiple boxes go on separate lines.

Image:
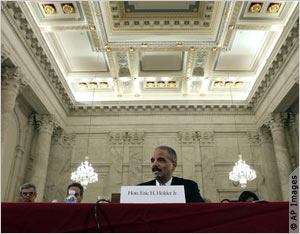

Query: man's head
left=151, top=146, right=177, bottom=184
left=19, top=183, right=37, bottom=202
left=67, top=183, right=84, bottom=203
left=238, top=191, right=259, bottom=202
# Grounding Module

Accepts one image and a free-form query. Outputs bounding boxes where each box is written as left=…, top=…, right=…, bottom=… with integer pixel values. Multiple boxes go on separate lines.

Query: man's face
left=245, top=197, right=255, bottom=202
left=151, top=148, right=177, bottom=183
left=20, top=187, right=36, bottom=202
left=69, top=186, right=83, bottom=203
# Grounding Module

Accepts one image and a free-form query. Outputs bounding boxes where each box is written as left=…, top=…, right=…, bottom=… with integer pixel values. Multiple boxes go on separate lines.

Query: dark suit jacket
left=139, top=176, right=204, bottom=203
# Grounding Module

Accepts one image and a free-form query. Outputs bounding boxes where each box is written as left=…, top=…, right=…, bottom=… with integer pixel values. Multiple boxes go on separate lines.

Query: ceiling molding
left=2, top=1, right=298, bottom=116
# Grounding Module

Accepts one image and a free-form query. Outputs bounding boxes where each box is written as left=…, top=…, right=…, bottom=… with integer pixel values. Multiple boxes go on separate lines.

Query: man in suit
left=19, top=183, right=37, bottom=202
left=139, top=146, right=204, bottom=203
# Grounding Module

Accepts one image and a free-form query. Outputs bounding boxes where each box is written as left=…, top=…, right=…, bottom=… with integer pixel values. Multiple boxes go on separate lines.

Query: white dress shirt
left=156, top=177, right=173, bottom=186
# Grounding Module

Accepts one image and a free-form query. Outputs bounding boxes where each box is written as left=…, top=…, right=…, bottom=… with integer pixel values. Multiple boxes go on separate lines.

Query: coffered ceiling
left=20, top=1, right=298, bottom=106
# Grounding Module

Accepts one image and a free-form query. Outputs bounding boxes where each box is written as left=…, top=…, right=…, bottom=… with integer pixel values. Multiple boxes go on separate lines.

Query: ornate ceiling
left=7, top=1, right=300, bottom=110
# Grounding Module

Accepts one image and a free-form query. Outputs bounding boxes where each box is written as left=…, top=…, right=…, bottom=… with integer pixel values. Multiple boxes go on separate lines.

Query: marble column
left=288, top=112, right=299, bottom=168
left=247, top=131, right=268, bottom=200
left=196, top=131, right=218, bottom=202
left=1, top=66, right=26, bottom=158
left=44, top=129, right=76, bottom=202
left=259, top=126, right=282, bottom=201
left=28, top=114, right=56, bottom=202
left=128, top=132, right=144, bottom=185
left=108, top=132, right=126, bottom=195
left=178, top=131, right=197, bottom=180
left=268, top=113, right=292, bottom=201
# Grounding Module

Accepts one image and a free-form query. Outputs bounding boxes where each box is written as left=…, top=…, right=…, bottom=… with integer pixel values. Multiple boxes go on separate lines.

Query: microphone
left=64, top=190, right=78, bottom=203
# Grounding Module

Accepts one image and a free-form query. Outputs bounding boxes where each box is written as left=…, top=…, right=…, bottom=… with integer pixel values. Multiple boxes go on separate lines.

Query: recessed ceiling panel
left=55, top=31, right=108, bottom=72
left=140, top=52, right=183, bottom=71
left=215, top=30, right=268, bottom=71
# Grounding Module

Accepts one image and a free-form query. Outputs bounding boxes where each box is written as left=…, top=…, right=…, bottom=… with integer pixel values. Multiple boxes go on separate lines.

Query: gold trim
left=81, top=2, right=94, bottom=25
left=128, top=48, right=137, bottom=77
left=206, top=50, right=217, bottom=77
left=186, top=48, right=195, bottom=77
left=224, top=1, right=242, bottom=47
left=118, top=2, right=208, bottom=19
left=235, top=25, right=275, bottom=31
left=105, top=49, right=117, bottom=77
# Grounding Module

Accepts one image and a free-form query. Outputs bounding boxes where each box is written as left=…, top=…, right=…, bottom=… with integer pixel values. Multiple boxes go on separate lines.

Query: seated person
left=66, top=182, right=84, bottom=203
left=138, top=146, right=204, bottom=203
left=238, top=191, right=259, bottom=202
left=19, top=183, right=37, bottom=202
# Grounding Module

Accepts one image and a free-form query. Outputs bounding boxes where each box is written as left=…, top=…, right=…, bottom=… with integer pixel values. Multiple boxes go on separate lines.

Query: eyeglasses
left=21, top=192, right=35, bottom=196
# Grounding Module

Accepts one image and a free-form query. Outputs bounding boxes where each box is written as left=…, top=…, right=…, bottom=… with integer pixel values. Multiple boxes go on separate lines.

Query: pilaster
left=127, top=132, right=144, bottom=185
left=108, top=132, right=126, bottom=194
left=196, top=131, right=217, bottom=202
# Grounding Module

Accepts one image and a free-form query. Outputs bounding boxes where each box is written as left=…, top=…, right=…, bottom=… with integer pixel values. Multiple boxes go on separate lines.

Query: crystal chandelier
left=229, top=154, right=256, bottom=188
left=71, top=87, right=98, bottom=188
left=71, top=157, right=98, bottom=188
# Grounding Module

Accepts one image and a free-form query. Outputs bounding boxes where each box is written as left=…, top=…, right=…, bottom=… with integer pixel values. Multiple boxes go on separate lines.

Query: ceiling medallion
left=249, top=3, right=262, bottom=13
left=268, top=3, right=281, bottom=13
left=62, top=3, right=75, bottom=14
left=43, top=4, right=56, bottom=14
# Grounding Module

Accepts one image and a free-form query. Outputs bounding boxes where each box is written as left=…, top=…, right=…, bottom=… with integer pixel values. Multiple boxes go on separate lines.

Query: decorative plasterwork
left=247, top=131, right=260, bottom=145
left=197, top=131, right=214, bottom=146
left=178, top=131, right=197, bottom=145
left=2, top=1, right=299, bottom=116
left=3, top=2, right=73, bottom=112
left=109, top=132, right=127, bottom=145
left=248, top=18, right=299, bottom=110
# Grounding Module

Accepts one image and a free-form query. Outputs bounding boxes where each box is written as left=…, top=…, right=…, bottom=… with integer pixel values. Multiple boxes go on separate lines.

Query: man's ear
left=172, top=161, right=177, bottom=170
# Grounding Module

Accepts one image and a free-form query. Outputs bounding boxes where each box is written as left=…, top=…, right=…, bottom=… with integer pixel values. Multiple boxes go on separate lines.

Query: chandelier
left=71, top=157, right=98, bottom=188
left=229, top=154, right=256, bottom=188
left=71, top=87, right=98, bottom=188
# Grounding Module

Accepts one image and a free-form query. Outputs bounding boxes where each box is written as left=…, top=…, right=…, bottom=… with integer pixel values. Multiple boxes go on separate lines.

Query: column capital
left=34, top=114, right=57, bottom=135
left=127, top=132, right=145, bottom=145
left=1, top=66, right=27, bottom=90
left=247, top=131, right=260, bottom=145
left=64, top=133, right=77, bottom=147
left=196, top=131, right=214, bottom=146
left=178, top=131, right=197, bottom=145
left=109, top=132, right=126, bottom=145
left=259, top=126, right=273, bottom=143
left=267, top=112, right=288, bottom=132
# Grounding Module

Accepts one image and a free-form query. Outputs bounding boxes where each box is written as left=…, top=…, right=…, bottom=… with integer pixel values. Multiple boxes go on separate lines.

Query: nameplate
left=120, top=186, right=186, bottom=203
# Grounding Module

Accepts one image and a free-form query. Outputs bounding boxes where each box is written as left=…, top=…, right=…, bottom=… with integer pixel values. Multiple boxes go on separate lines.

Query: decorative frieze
left=249, top=19, right=299, bottom=109
left=247, top=131, right=260, bottom=145
left=178, top=131, right=197, bottom=145
left=3, top=2, right=73, bottom=111
left=127, top=132, right=144, bottom=145
left=109, top=132, right=126, bottom=145
left=197, top=131, right=214, bottom=146
left=63, top=133, right=77, bottom=147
